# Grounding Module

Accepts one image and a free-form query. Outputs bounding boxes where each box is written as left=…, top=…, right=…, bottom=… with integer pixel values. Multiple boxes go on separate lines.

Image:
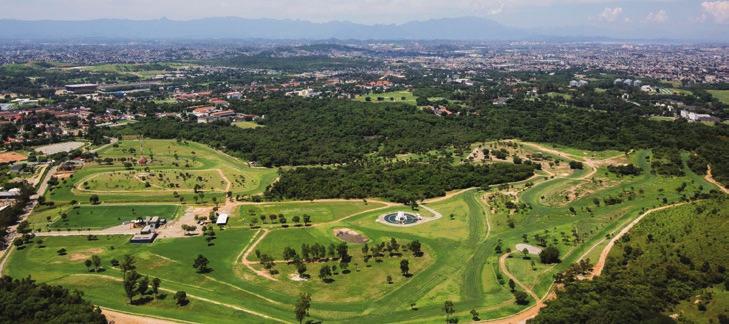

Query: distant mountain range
left=0, top=17, right=529, bottom=40
left=0, top=16, right=725, bottom=41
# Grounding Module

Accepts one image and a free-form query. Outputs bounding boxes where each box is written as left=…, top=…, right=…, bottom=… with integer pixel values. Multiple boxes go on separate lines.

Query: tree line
left=110, top=97, right=729, bottom=187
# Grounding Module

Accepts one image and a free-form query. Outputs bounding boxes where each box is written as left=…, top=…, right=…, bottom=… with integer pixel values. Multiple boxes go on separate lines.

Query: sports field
left=4, top=140, right=724, bottom=323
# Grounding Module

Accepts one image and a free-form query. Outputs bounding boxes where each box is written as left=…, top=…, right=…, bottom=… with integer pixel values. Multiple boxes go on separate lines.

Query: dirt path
left=216, top=168, right=232, bottom=192
left=239, top=228, right=278, bottom=281
left=422, top=188, right=474, bottom=204
left=705, top=165, right=729, bottom=194
left=589, top=202, right=687, bottom=278
left=477, top=253, right=545, bottom=324
left=73, top=273, right=287, bottom=323
left=101, top=308, right=180, bottom=324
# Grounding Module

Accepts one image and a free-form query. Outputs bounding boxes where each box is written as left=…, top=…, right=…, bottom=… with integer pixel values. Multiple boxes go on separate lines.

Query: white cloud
left=645, top=9, right=668, bottom=23
left=702, top=1, right=729, bottom=24
left=597, top=7, right=623, bottom=22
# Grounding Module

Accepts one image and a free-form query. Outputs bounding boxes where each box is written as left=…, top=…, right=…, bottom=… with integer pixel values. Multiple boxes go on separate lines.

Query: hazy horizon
left=1, top=0, right=729, bottom=40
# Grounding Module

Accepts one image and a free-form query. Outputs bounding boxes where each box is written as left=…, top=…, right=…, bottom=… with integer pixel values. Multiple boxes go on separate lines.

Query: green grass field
left=232, top=121, right=263, bottom=129
left=238, top=200, right=386, bottom=225
left=708, top=89, right=729, bottom=104
left=354, top=90, right=417, bottom=105
left=27, top=204, right=181, bottom=230
left=46, top=139, right=278, bottom=203
left=6, top=141, right=726, bottom=323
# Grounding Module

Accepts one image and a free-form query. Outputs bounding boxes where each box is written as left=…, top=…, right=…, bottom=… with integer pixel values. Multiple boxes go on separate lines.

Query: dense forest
left=265, top=159, right=536, bottom=202
left=533, top=198, right=729, bottom=323
left=116, top=98, right=729, bottom=187
left=0, top=276, right=107, bottom=323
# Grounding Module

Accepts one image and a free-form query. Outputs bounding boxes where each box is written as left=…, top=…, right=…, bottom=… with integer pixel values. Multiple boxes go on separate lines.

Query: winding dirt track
left=588, top=202, right=687, bottom=278
left=705, top=165, right=729, bottom=194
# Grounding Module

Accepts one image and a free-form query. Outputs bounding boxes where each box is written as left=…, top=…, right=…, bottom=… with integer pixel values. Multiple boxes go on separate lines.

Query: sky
left=0, top=0, right=728, bottom=31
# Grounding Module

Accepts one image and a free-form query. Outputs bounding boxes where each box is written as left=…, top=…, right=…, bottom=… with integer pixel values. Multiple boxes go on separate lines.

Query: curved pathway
left=705, top=165, right=729, bottom=195
left=589, top=202, right=687, bottom=278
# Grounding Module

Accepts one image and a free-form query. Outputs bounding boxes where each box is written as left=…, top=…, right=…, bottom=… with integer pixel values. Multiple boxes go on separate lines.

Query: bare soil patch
left=0, top=152, right=27, bottom=163
left=333, top=228, right=368, bottom=243
left=69, top=248, right=104, bottom=261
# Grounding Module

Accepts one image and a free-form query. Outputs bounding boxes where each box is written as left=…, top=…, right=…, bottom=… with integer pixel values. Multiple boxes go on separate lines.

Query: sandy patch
left=102, top=308, right=176, bottom=324
left=288, top=273, right=308, bottom=282
left=0, top=152, right=27, bottom=163
left=69, top=248, right=104, bottom=261
left=515, top=243, right=543, bottom=255
left=333, top=228, right=369, bottom=244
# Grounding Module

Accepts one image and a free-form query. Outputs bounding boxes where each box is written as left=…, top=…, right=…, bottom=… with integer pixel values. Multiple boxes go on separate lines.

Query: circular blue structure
left=383, top=211, right=420, bottom=225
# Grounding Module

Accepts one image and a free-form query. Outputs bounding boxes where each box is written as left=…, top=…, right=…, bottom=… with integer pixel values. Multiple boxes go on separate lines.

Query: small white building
left=216, top=213, right=229, bottom=225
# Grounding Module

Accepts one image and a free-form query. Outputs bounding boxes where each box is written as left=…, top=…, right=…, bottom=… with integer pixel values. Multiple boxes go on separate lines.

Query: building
left=65, top=84, right=99, bottom=94
left=130, top=233, right=157, bottom=243
left=680, top=110, right=719, bottom=122
left=225, top=92, right=243, bottom=100
left=216, top=213, right=229, bottom=225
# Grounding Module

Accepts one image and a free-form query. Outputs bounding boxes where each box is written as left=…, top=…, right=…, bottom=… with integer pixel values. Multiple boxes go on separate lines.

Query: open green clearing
left=708, top=89, right=729, bottom=104
left=354, top=90, right=417, bottom=105
left=46, top=139, right=278, bottom=203
left=233, top=121, right=263, bottom=129
left=27, top=204, right=181, bottom=231
left=6, top=141, right=726, bottom=323
left=72, top=63, right=196, bottom=79
left=238, top=200, right=387, bottom=225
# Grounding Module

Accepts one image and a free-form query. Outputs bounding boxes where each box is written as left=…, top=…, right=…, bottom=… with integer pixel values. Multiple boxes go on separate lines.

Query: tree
left=400, top=259, right=410, bottom=277
left=89, top=194, right=100, bottom=205
left=193, top=254, right=210, bottom=273
left=539, top=246, right=561, bottom=264
left=296, top=262, right=307, bottom=278
left=137, top=276, right=149, bottom=296
left=508, top=279, right=516, bottom=291
left=470, top=309, right=480, bottom=321
left=294, top=292, right=312, bottom=324
left=56, top=248, right=67, bottom=256
left=303, top=214, right=311, bottom=225
left=319, top=265, right=332, bottom=282
left=409, top=240, right=423, bottom=256
left=120, top=255, right=136, bottom=274
left=174, top=291, right=188, bottom=306
left=0, top=276, right=107, bottom=323
left=123, top=270, right=141, bottom=303
left=91, top=255, right=101, bottom=272
left=386, top=274, right=393, bottom=284
left=151, top=277, right=161, bottom=299
left=443, top=300, right=456, bottom=323
left=513, top=290, right=529, bottom=305
left=83, top=259, right=92, bottom=271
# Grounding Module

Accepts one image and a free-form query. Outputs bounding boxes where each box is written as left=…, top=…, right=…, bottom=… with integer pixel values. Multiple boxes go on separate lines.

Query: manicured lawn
left=238, top=200, right=386, bottom=225
left=233, top=121, right=263, bottom=129
left=46, top=139, right=277, bottom=203
left=39, top=204, right=181, bottom=230
left=354, top=90, right=417, bottom=105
